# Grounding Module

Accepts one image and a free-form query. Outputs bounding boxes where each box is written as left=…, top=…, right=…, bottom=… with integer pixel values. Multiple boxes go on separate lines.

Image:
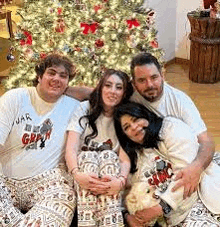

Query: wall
left=145, top=0, right=201, bottom=61
left=146, top=0, right=177, bottom=61
left=175, top=0, right=201, bottom=59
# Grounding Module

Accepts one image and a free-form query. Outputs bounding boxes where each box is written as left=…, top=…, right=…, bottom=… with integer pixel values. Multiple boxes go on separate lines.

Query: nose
left=52, top=73, right=60, bottom=81
left=110, top=86, right=117, bottom=93
left=130, top=122, right=138, bottom=131
left=146, top=79, right=153, bottom=88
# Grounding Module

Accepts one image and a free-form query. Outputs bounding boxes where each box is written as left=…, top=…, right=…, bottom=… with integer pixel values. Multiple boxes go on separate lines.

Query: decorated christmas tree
left=4, top=0, right=164, bottom=90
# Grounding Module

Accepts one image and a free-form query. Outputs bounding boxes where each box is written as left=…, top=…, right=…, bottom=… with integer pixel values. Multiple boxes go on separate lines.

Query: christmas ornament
left=55, top=17, right=66, bottom=33
left=95, top=39, right=104, bottom=48
left=7, top=53, right=15, bottom=62
left=150, top=40, right=159, bottom=48
left=24, top=48, right=34, bottom=60
left=126, top=18, right=140, bottom=29
left=4, top=0, right=164, bottom=90
left=40, top=52, right=47, bottom=59
left=80, top=22, right=98, bottom=35
left=19, top=31, right=32, bottom=46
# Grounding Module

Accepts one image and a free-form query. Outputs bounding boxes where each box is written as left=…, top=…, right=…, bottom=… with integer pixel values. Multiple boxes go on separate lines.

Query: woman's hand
left=74, top=172, right=110, bottom=193
left=126, top=205, right=163, bottom=226
left=126, top=214, right=145, bottom=227
left=100, top=175, right=124, bottom=196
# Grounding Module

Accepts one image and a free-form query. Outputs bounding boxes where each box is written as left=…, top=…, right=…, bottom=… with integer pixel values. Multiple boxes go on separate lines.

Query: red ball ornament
left=94, top=4, right=102, bottom=12
left=40, top=52, right=47, bottom=59
left=95, top=39, right=104, bottom=48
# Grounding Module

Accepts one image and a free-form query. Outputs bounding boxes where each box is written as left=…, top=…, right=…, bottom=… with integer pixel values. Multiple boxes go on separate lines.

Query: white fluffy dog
left=125, top=182, right=167, bottom=227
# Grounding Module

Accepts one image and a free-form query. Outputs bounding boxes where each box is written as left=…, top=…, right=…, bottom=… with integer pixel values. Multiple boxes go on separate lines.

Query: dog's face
left=126, top=182, right=160, bottom=215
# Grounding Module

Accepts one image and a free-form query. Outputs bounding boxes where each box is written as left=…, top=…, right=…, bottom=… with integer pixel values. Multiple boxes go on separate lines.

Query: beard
left=142, top=83, right=164, bottom=102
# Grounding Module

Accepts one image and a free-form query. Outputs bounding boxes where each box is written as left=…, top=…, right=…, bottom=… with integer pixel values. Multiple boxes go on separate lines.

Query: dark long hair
left=81, top=69, right=133, bottom=145
left=114, top=102, right=163, bottom=173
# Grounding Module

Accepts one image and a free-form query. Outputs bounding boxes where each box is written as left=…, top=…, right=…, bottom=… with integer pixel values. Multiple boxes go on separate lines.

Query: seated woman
left=65, top=69, right=133, bottom=227
left=114, top=102, right=220, bottom=227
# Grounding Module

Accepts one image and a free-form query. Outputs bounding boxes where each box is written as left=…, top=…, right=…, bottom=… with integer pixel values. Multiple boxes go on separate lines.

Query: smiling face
left=133, top=63, right=164, bottom=102
left=120, top=114, right=149, bottom=144
left=37, top=64, right=69, bottom=103
left=101, top=74, right=124, bottom=115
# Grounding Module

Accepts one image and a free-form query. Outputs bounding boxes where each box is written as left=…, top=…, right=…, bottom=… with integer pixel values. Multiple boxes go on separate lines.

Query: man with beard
left=129, top=52, right=215, bottom=199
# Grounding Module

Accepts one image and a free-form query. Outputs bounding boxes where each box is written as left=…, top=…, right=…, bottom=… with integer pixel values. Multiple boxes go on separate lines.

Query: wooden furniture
left=187, top=12, right=220, bottom=83
left=0, top=9, right=13, bottom=38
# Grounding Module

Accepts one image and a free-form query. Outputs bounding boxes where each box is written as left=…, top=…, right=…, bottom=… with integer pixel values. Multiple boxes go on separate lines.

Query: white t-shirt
left=130, top=82, right=207, bottom=136
left=0, top=87, right=80, bottom=179
left=67, top=101, right=120, bottom=153
left=131, top=117, right=199, bottom=226
left=131, top=117, right=220, bottom=223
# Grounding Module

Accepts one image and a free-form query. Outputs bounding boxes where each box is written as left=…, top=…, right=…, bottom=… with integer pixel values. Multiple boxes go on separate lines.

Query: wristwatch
left=159, top=199, right=172, bottom=216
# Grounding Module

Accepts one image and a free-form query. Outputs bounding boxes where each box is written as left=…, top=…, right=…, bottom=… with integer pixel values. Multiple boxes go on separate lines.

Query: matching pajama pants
left=0, top=164, right=76, bottom=227
left=76, top=150, right=124, bottom=227
left=175, top=153, right=220, bottom=227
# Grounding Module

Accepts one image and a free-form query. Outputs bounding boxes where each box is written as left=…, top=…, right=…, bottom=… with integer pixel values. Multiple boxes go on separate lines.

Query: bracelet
left=118, top=176, right=127, bottom=190
left=118, top=175, right=127, bottom=185
left=118, top=174, right=127, bottom=182
left=159, top=199, right=172, bottom=216
left=69, top=167, right=79, bottom=175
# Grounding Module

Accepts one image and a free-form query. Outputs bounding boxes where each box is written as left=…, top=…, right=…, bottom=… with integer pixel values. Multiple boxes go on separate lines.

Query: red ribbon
left=20, top=31, right=32, bottom=46
left=80, top=22, right=98, bottom=35
left=126, top=19, right=140, bottom=29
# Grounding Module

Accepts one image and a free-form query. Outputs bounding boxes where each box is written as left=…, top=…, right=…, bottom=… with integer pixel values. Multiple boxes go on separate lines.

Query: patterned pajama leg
left=97, top=150, right=124, bottom=227
left=0, top=164, right=76, bottom=227
left=174, top=152, right=220, bottom=227
left=77, top=151, right=99, bottom=227
left=174, top=199, right=220, bottom=227
left=77, top=150, right=124, bottom=227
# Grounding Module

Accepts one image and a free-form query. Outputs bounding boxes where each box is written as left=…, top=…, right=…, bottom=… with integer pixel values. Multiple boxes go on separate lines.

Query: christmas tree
left=4, top=0, right=164, bottom=90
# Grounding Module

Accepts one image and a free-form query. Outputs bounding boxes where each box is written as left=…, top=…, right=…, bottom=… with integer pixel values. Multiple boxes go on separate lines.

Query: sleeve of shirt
left=157, top=117, right=199, bottom=210
left=67, top=100, right=89, bottom=134
left=0, top=89, right=21, bottom=146
left=176, top=91, right=207, bottom=136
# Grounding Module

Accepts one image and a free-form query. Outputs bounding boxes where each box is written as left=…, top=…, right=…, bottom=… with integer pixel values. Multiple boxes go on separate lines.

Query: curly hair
left=33, top=53, right=76, bottom=86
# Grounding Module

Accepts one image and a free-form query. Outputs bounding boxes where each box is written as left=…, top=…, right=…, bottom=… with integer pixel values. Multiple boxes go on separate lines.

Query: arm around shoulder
left=65, top=86, right=93, bottom=101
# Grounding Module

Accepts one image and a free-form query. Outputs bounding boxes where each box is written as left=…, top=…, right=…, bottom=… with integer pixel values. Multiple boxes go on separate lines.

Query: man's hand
left=172, top=162, right=203, bottom=199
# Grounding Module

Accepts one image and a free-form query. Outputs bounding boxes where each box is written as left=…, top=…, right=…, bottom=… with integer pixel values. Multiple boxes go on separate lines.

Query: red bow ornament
left=94, top=4, right=102, bottom=12
left=150, top=40, right=159, bottom=48
left=126, top=19, right=140, bottom=29
left=80, top=22, right=98, bottom=35
left=20, top=31, right=32, bottom=46
left=57, top=7, right=62, bottom=15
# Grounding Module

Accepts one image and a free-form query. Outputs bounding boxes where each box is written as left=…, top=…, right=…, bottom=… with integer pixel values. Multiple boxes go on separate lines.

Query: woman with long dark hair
left=114, top=102, right=220, bottom=227
left=65, top=69, right=133, bottom=227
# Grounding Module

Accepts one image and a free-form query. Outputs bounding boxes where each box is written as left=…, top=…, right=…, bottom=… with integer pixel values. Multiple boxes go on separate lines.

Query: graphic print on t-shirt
left=21, top=118, right=53, bottom=150
left=143, top=156, right=174, bottom=193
